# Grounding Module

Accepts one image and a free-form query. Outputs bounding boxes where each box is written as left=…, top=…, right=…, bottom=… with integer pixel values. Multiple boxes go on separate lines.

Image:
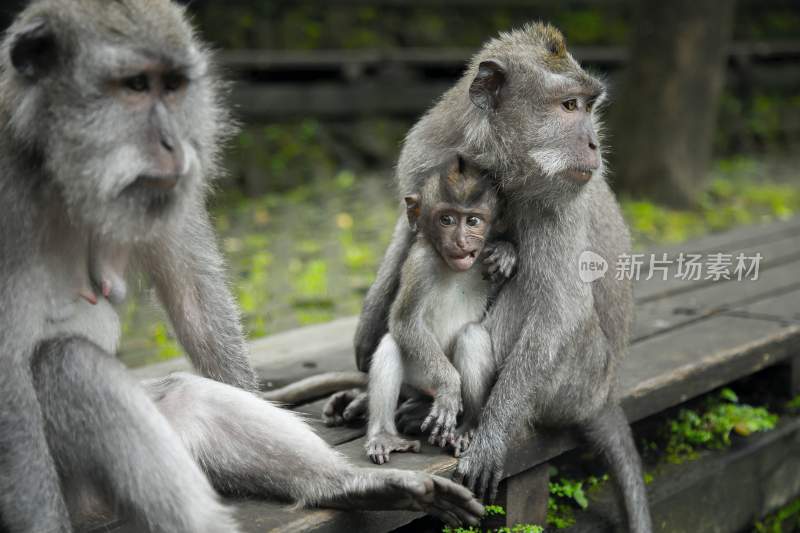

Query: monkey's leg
left=581, top=404, right=652, bottom=533
left=0, top=364, right=71, bottom=533
left=451, top=324, right=495, bottom=457
left=145, top=373, right=484, bottom=527
left=31, top=337, right=239, bottom=533
left=366, top=335, right=421, bottom=464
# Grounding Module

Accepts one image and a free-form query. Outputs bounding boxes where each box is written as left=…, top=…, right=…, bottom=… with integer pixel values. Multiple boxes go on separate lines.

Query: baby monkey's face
left=429, top=203, right=492, bottom=272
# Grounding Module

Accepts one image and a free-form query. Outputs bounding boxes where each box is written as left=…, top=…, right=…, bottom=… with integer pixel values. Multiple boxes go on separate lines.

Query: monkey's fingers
left=342, top=391, right=368, bottom=421
left=428, top=476, right=485, bottom=526
left=322, top=388, right=362, bottom=426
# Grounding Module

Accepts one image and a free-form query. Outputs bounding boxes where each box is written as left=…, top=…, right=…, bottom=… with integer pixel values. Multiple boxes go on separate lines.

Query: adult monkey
left=0, top=1, right=483, bottom=532
left=329, top=23, right=652, bottom=532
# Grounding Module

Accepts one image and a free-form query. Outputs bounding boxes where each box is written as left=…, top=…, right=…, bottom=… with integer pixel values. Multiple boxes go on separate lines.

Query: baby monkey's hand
left=483, top=241, right=517, bottom=282
left=421, top=389, right=462, bottom=449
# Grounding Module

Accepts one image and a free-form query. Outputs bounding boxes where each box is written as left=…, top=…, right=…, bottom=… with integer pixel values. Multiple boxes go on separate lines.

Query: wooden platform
left=132, top=216, right=800, bottom=533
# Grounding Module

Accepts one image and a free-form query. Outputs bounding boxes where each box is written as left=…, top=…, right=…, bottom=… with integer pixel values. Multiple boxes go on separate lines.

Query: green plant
left=547, top=477, right=589, bottom=528
left=441, top=505, right=543, bottom=533
left=754, top=496, right=800, bottom=533
left=663, top=388, right=778, bottom=464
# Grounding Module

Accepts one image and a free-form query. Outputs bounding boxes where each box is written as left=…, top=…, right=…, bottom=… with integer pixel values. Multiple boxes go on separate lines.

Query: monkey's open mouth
left=564, top=168, right=594, bottom=183
left=449, top=250, right=478, bottom=271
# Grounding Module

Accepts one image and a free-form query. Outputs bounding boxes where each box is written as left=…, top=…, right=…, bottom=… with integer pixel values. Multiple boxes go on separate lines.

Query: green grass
left=117, top=156, right=800, bottom=368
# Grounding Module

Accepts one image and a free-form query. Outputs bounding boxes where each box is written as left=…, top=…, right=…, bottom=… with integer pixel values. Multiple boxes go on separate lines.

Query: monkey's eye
left=466, top=216, right=482, bottom=227
left=586, top=99, right=596, bottom=112
left=562, top=98, right=578, bottom=112
left=439, top=214, right=456, bottom=226
left=123, top=74, right=149, bottom=93
left=164, top=72, right=188, bottom=93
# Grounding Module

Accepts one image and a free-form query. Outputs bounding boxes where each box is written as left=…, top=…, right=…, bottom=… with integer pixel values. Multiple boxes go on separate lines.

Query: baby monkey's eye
left=586, top=98, right=596, bottom=112
left=562, top=98, right=578, bottom=112
left=439, top=214, right=456, bottom=226
left=466, top=216, right=482, bottom=227
left=123, top=74, right=149, bottom=93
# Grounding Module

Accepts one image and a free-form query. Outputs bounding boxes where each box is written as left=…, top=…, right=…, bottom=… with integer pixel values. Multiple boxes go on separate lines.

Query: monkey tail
left=580, top=403, right=652, bottom=533
left=261, top=371, right=367, bottom=405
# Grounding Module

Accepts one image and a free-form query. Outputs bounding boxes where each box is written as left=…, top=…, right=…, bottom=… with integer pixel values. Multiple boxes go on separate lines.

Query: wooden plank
left=253, top=314, right=800, bottom=532
left=131, top=316, right=358, bottom=389
left=633, top=224, right=800, bottom=303
left=499, top=463, right=550, bottom=527
left=622, top=314, right=800, bottom=422
left=632, top=257, right=800, bottom=341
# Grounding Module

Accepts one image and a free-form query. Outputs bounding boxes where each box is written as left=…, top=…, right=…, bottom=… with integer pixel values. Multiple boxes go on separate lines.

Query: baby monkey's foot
left=452, top=427, right=475, bottom=458
left=421, top=393, right=461, bottom=448
left=366, top=432, right=421, bottom=465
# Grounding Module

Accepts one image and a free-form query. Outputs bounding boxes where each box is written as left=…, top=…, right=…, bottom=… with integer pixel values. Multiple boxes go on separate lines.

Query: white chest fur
left=423, top=267, right=489, bottom=356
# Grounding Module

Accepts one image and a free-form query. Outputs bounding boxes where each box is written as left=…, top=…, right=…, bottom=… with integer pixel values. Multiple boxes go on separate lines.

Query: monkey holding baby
left=323, top=22, right=653, bottom=533
left=366, top=154, right=516, bottom=464
left=0, top=1, right=486, bottom=532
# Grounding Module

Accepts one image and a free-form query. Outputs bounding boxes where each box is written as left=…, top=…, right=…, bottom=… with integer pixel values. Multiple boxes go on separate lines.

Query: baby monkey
left=366, top=155, right=515, bottom=464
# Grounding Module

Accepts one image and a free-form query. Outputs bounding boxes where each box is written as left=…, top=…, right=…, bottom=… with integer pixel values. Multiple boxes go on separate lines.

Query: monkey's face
left=2, top=0, right=227, bottom=241
left=466, top=23, right=606, bottom=198
left=429, top=206, right=491, bottom=272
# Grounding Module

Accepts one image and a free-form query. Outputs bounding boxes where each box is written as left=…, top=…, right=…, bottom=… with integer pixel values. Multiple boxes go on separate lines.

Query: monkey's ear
left=469, top=60, right=506, bottom=111
left=10, top=20, right=59, bottom=80
left=404, top=194, right=421, bottom=232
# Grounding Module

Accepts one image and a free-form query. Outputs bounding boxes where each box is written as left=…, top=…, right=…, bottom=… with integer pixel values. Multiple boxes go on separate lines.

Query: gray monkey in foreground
left=0, top=1, right=483, bottom=532
left=366, top=155, right=516, bottom=464
left=325, top=22, right=652, bottom=532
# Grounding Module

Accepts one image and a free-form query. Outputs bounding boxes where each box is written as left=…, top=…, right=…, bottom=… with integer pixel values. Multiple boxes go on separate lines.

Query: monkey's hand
left=452, top=427, right=474, bottom=458
left=482, top=241, right=517, bottom=283
left=395, top=396, right=433, bottom=435
left=420, top=389, right=462, bottom=448
left=322, top=388, right=368, bottom=427
left=453, top=431, right=507, bottom=501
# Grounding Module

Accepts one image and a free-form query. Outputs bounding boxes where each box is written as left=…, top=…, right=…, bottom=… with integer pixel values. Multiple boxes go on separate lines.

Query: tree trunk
left=610, top=0, right=736, bottom=207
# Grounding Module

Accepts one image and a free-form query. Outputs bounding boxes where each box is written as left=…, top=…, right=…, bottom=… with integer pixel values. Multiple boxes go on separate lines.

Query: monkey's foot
left=395, top=396, right=432, bottom=435
left=452, top=427, right=474, bottom=458
left=366, top=433, right=421, bottom=464
left=322, top=388, right=367, bottom=426
left=324, top=469, right=484, bottom=527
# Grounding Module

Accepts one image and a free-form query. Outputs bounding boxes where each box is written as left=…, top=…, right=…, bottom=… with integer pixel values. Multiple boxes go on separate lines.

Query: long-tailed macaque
left=0, top=2, right=484, bottom=531
left=328, top=22, right=653, bottom=532
left=366, top=155, right=516, bottom=464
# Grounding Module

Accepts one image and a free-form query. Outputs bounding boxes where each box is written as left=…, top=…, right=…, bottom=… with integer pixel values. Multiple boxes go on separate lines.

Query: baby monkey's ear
left=404, top=194, right=421, bottom=232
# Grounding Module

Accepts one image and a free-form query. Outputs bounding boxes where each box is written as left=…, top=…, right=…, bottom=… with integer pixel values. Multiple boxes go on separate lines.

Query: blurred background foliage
left=2, top=1, right=795, bottom=365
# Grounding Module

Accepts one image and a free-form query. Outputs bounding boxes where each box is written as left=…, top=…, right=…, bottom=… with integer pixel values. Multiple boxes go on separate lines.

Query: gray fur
left=367, top=161, right=513, bottom=463
left=345, top=22, right=651, bottom=532
left=0, top=1, right=484, bottom=531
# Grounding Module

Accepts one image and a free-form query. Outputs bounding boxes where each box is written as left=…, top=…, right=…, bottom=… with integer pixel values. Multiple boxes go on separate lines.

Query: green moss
left=660, top=388, right=778, bottom=465
left=441, top=504, right=543, bottom=533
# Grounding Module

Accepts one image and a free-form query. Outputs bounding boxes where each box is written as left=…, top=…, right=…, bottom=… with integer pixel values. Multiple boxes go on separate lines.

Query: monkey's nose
left=588, top=140, right=597, bottom=150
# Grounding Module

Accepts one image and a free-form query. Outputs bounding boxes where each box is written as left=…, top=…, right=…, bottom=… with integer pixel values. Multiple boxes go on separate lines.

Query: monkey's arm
left=141, top=204, right=258, bottom=391
left=354, top=214, right=414, bottom=371
left=454, top=283, right=603, bottom=500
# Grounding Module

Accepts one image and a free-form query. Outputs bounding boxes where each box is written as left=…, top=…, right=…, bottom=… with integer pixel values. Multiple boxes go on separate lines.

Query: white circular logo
left=578, top=251, right=608, bottom=283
